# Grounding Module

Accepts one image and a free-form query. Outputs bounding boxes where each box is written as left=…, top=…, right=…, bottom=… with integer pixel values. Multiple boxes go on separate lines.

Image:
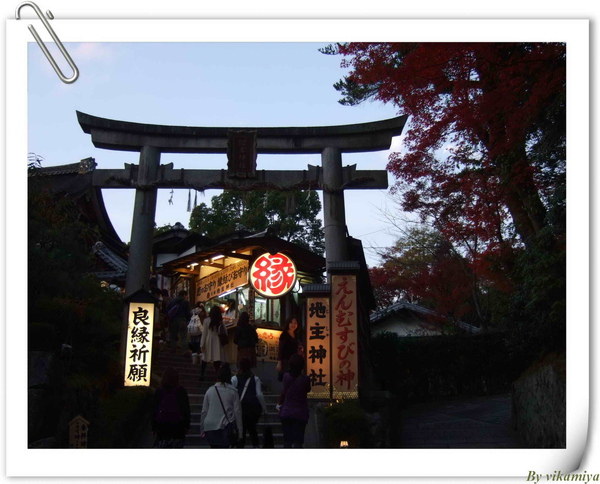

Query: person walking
left=187, top=302, right=205, bottom=364
left=277, top=354, right=311, bottom=448
left=151, top=367, right=191, bottom=448
left=167, top=290, right=192, bottom=354
left=200, top=363, right=243, bottom=448
left=276, top=316, right=304, bottom=381
left=233, top=311, right=259, bottom=368
left=231, top=357, right=267, bottom=448
left=200, top=305, right=228, bottom=380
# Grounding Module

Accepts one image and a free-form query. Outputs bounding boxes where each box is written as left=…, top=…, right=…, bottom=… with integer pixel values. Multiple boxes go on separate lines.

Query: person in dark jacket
left=276, top=316, right=304, bottom=381
left=233, top=311, right=259, bottom=368
left=231, top=357, right=267, bottom=448
left=152, top=367, right=191, bottom=448
left=278, top=354, right=311, bottom=448
left=167, top=290, right=192, bottom=354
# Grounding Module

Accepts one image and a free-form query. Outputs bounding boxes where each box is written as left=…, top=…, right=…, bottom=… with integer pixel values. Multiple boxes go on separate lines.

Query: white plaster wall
left=156, top=253, right=179, bottom=267
left=372, top=318, right=442, bottom=337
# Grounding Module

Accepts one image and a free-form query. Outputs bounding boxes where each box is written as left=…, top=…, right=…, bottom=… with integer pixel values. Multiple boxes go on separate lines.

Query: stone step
left=152, top=347, right=287, bottom=449
left=184, top=392, right=279, bottom=407
left=186, top=421, right=284, bottom=431
left=184, top=430, right=285, bottom=448
left=188, top=411, right=282, bottom=422
left=189, top=401, right=280, bottom=411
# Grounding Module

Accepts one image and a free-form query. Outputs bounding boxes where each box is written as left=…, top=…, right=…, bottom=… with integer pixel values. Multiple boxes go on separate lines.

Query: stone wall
left=511, top=353, right=566, bottom=448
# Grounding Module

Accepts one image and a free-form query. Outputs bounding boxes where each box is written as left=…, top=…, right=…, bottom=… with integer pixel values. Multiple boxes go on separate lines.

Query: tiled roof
left=92, top=241, right=128, bottom=276
left=370, top=300, right=481, bottom=334
left=28, top=158, right=97, bottom=177
left=370, top=301, right=436, bottom=324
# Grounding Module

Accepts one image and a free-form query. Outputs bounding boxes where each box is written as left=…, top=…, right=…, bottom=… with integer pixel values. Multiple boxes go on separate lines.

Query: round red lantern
left=250, top=252, right=297, bottom=298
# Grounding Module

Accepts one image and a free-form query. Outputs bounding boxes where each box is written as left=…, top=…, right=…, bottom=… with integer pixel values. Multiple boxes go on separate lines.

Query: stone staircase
left=152, top=349, right=284, bottom=448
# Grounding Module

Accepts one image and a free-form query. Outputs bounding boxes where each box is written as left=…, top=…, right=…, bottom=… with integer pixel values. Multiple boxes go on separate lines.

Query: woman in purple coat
left=277, top=354, right=311, bottom=448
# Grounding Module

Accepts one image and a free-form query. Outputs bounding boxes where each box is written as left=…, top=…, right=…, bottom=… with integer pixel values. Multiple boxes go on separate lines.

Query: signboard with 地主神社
left=331, top=275, right=359, bottom=399
left=196, top=260, right=248, bottom=301
left=256, top=327, right=282, bottom=362
left=306, top=297, right=331, bottom=399
left=124, top=301, right=154, bottom=387
left=250, top=252, right=297, bottom=298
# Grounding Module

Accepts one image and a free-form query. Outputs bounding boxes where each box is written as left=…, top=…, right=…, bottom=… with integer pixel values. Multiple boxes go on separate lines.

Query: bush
left=90, top=386, right=155, bottom=448
left=323, top=400, right=370, bottom=448
left=28, top=322, right=58, bottom=351
left=370, top=331, right=530, bottom=403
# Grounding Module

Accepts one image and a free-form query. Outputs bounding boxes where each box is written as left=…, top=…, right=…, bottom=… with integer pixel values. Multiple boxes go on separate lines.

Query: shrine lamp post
left=122, top=289, right=157, bottom=387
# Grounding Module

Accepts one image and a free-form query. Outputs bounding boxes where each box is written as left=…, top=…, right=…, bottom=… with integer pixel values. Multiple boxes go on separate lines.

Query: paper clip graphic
left=16, top=1, right=79, bottom=84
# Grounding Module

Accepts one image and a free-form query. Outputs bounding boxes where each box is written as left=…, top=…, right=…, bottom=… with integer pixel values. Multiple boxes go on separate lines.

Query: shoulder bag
left=215, top=386, right=238, bottom=447
left=218, top=323, right=229, bottom=346
left=240, top=376, right=252, bottom=402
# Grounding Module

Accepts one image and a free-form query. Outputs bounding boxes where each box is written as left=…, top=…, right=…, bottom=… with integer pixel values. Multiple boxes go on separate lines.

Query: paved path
left=397, top=394, right=524, bottom=448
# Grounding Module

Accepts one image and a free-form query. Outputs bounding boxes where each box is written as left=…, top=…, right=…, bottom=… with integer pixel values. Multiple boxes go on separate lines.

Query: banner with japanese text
left=306, top=297, right=331, bottom=398
left=124, top=302, right=154, bottom=387
left=256, top=327, right=282, bottom=362
left=331, top=275, right=359, bottom=398
left=196, top=260, right=248, bottom=301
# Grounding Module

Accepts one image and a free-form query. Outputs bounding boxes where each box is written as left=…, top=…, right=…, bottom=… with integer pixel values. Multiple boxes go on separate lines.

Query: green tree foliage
left=326, top=43, right=565, bottom=349
left=370, top=331, right=529, bottom=402
left=370, top=226, right=485, bottom=327
left=28, top=180, right=124, bottom=445
left=323, top=400, right=370, bottom=448
left=28, top=152, right=44, bottom=170
left=154, top=223, right=177, bottom=236
left=28, top=184, right=123, bottom=366
left=189, top=189, right=325, bottom=255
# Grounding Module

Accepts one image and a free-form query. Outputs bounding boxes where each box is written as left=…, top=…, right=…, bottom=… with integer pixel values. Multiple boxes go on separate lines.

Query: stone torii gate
left=76, top=111, right=407, bottom=296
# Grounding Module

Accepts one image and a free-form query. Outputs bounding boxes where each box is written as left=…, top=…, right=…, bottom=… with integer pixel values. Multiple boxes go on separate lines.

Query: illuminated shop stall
left=155, top=227, right=325, bottom=381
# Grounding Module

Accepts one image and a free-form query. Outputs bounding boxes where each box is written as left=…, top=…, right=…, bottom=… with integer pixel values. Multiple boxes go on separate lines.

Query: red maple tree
left=331, top=42, right=565, bottom=256
left=327, top=43, right=566, bottom=333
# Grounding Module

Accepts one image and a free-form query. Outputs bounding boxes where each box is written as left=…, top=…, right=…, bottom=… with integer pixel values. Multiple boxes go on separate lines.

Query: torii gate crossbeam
left=77, top=112, right=407, bottom=296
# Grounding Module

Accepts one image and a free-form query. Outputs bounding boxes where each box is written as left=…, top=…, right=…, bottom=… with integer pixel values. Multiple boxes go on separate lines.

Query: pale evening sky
left=28, top=42, right=407, bottom=267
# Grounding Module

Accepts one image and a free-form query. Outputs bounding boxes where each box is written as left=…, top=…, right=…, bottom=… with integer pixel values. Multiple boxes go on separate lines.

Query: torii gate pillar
left=125, top=146, right=161, bottom=296
left=76, top=111, right=407, bottom=296
left=322, top=146, right=348, bottom=264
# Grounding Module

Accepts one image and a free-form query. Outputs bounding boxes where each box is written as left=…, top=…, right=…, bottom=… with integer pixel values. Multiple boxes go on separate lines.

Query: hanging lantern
left=249, top=252, right=297, bottom=298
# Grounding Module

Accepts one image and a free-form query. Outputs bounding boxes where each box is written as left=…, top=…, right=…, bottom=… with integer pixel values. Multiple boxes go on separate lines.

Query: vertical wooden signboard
left=68, top=415, right=90, bottom=448
left=331, top=275, right=359, bottom=399
left=124, top=301, right=154, bottom=387
left=306, top=297, right=331, bottom=398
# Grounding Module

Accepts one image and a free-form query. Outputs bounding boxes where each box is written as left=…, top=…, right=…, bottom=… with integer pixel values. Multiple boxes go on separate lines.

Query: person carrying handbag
left=200, top=363, right=242, bottom=448
left=231, top=357, right=267, bottom=448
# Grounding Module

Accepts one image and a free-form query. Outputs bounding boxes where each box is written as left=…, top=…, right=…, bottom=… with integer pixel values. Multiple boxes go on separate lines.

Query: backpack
left=240, top=376, right=261, bottom=410
left=156, top=388, right=182, bottom=424
left=167, top=303, right=181, bottom=320
left=187, top=315, right=202, bottom=335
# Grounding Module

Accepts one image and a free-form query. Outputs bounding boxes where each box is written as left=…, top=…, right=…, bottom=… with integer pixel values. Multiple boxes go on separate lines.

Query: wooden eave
left=161, top=236, right=325, bottom=275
